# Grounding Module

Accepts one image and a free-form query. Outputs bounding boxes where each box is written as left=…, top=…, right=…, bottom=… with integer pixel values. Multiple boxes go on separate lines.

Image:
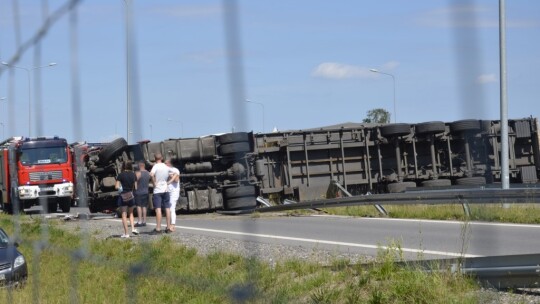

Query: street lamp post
left=245, top=99, right=265, bottom=133
left=1, top=62, right=57, bottom=137
left=370, top=69, right=396, bottom=123
left=149, top=124, right=153, bottom=140
left=0, top=97, right=6, bottom=138
left=123, top=0, right=132, bottom=144
left=167, top=118, right=184, bottom=138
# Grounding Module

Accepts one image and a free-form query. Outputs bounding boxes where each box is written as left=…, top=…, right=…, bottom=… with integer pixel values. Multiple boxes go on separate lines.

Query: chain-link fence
left=0, top=0, right=537, bottom=303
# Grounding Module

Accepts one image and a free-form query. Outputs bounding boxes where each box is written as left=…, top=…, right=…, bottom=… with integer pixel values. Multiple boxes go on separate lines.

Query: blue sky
left=0, top=0, right=539, bottom=143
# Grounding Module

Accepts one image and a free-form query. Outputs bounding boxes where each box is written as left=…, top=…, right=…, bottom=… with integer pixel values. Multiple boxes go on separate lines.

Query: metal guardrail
left=258, top=186, right=540, bottom=289
left=401, top=253, right=540, bottom=290
left=257, top=187, right=540, bottom=213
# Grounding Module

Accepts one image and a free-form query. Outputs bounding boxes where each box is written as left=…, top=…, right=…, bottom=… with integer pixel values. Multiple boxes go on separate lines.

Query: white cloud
left=151, top=4, right=222, bottom=18
left=477, top=73, right=497, bottom=84
left=312, top=62, right=369, bottom=79
left=312, top=62, right=398, bottom=79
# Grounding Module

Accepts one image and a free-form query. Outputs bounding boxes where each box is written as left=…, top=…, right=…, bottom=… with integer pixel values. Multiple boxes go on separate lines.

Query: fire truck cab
left=0, top=136, right=74, bottom=214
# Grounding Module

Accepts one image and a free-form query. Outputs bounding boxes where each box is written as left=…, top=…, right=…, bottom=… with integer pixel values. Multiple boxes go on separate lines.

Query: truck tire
left=480, top=120, right=492, bottom=133
left=0, top=196, right=12, bottom=214
left=380, top=123, right=411, bottom=137
left=421, top=179, right=451, bottom=187
left=415, top=121, right=446, bottom=135
left=60, top=198, right=71, bottom=213
left=225, top=196, right=256, bottom=210
left=450, top=120, right=481, bottom=133
left=46, top=202, right=57, bottom=213
left=455, top=176, right=486, bottom=185
left=97, top=138, right=128, bottom=165
left=8, top=189, right=20, bottom=214
left=88, top=202, right=99, bottom=213
left=219, top=142, right=251, bottom=155
left=218, top=132, right=249, bottom=144
left=387, top=181, right=416, bottom=193
left=224, top=185, right=256, bottom=199
left=4, top=203, right=13, bottom=215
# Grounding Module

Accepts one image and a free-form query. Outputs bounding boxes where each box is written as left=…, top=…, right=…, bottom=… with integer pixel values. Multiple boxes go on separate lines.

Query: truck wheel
left=1, top=196, right=12, bottom=214
left=380, top=123, right=411, bottom=137
left=480, top=120, right=492, bottom=133
left=224, top=185, right=256, bottom=199
left=421, top=179, right=451, bottom=187
left=455, top=176, right=486, bottom=185
left=225, top=196, right=256, bottom=210
left=415, top=121, right=446, bottom=135
left=46, top=202, right=57, bottom=213
left=60, top=198, right=71, bottom=213
left=387, top=181, right=416, bottom=193
left=218, top=132, right=250, bottom=144
left=89, top=203, right=99, bottom=213
left=4, top=203, right=13, bottom=215
left=8, top=189, right=21, bottom=214
left=450, top=120, right=481, bottom=133
left=219, top=142, right=251, bottom=155
left=97, top=138, right=128, bottom=165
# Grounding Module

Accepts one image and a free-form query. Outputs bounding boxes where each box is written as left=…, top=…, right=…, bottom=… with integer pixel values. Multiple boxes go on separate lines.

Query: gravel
left=58, top=213, right=374, bottom=266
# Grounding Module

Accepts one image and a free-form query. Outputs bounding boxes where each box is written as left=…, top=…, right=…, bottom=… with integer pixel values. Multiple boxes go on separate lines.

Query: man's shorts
left=117, top=195, right=135, bottom=208
left=152, top=192, right=170, bottom=209
left=135, top=194, right=149, bottom=208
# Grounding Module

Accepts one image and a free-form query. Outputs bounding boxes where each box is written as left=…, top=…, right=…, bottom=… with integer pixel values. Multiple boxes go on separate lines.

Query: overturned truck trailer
left=85, top=118, right=540, bottom=212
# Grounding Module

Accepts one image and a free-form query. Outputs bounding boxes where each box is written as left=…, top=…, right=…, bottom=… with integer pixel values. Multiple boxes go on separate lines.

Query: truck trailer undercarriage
left=82, top=117, right=540, bottom=213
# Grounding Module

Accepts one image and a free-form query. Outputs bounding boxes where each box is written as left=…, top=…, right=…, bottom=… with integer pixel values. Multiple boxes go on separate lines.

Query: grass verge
left=0, top=214, right=480, bottom=303
left=323, top=203, right=540, bottom=224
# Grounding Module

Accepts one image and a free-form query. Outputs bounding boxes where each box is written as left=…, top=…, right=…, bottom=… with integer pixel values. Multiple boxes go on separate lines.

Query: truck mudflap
left=17, top=182, right=74, bottom=200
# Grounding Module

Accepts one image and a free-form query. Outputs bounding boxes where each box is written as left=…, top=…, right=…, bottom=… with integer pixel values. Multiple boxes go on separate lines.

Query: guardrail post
left=333, top=180, right=388, bottom=216
left=460, top=198, right=471, bottom=218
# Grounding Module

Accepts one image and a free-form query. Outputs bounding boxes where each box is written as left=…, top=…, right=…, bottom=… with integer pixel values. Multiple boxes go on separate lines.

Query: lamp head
left=369, top=69, right=378, bottom=73
left=48, top=63, right=57, bottom=66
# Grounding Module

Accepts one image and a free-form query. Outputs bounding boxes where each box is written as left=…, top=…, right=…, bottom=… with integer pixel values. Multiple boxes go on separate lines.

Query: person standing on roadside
left=135, top=161, right=151, bottom=227
left=165, top=159, right=180, bottom=232
left=115, top=160, right=139, bottom=238
left=150, top=153, right=172, bottom=234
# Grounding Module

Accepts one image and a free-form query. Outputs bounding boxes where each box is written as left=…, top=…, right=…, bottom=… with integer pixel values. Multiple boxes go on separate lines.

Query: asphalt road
left=59, top=206, right=540, bottom=260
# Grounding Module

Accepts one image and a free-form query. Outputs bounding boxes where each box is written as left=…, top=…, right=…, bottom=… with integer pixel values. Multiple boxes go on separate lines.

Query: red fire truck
left=0, top=136, right=74, bottom=214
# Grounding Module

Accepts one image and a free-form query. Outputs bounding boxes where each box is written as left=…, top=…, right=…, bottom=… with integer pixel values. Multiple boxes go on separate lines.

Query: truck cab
left=0, top=136, right=74, bottom=213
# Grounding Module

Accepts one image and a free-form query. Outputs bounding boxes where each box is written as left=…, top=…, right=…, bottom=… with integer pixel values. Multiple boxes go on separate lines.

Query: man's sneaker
left=120, top=234, right=130, bottom=238
left=134, top=222, right=142, bottom=227
left=132, top=229, right=139, bottom=235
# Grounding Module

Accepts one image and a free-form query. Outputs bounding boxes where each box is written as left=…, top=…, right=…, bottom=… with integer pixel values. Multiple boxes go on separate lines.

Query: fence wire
left=0, top=0, right=257, bottom=303
left=0, top=0, right=527, bottom=303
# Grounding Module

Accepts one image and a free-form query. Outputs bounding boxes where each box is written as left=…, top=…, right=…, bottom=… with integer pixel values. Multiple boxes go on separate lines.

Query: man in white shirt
left=150, top=153, right=172, bottom=233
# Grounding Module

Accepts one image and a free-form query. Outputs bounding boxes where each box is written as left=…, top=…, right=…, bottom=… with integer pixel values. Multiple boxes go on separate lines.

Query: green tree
left=362, top=108, right=391, bottom=123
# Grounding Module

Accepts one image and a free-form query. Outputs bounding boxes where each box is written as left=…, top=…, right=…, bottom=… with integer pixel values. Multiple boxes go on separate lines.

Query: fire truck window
left=20, top=153, right=29, bottom=164
left=19, top=147, right=67, bottom=165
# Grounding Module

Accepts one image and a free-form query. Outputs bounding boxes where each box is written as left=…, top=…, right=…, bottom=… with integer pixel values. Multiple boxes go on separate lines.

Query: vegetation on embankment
left=0, top=214, right=481, bottom=303
left=323, top=203, right=540, bottom=224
